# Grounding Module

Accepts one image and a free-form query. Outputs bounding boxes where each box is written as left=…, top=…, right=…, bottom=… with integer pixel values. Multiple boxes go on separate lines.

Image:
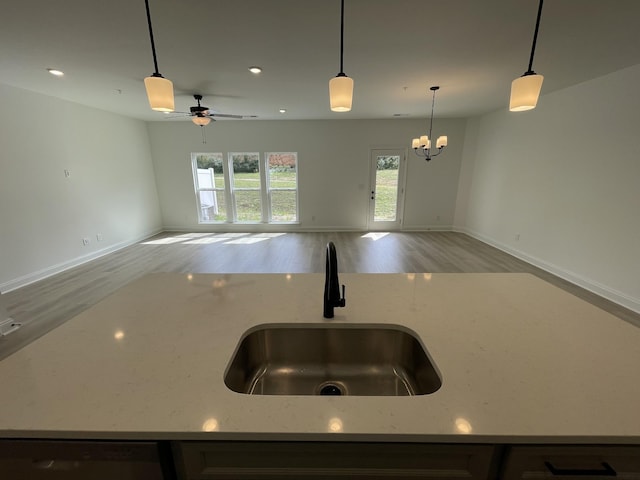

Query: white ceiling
left=1, top=0, right=639, bottom=122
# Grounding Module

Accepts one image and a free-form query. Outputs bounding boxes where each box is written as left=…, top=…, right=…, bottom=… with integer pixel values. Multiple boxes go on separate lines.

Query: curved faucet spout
left=324, top=242, right=346, bottom=318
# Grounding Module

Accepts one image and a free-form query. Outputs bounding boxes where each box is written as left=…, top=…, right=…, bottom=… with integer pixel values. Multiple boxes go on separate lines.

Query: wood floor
left=1, top=231, right=638, bottom=360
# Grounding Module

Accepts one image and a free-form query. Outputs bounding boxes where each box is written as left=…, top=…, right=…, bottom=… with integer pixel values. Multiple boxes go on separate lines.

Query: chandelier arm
left=526, top=0, right=544, bottom=74
left=414, top=147, right=431, bottom=159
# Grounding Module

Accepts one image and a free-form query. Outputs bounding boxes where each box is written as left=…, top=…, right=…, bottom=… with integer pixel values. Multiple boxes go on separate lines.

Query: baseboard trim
left=455, top=227, right=640, bottom=314
left=0, top=228, right=162, bottom=294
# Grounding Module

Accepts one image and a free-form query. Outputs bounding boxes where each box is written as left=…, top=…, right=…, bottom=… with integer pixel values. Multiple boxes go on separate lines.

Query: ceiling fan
left=169, top=94, right=244, bottom=126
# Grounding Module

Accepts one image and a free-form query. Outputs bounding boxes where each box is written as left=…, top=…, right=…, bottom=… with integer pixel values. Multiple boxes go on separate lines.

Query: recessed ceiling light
left=248, top=66, right=262, bottom=74
left=47, top=68, right=64, bottom=77
left=279, top=109, right=286, bottom=113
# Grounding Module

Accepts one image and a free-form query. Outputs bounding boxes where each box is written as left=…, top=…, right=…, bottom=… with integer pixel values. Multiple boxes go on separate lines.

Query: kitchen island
left=0, top=273, right=639, bottom=478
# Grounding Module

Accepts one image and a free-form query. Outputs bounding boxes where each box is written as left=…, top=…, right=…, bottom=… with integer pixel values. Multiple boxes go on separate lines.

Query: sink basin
left=224, top=324, right=441, bottom=396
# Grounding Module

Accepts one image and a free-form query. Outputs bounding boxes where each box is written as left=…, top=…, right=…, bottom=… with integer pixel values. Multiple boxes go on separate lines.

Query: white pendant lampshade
left=329, top=75, right=354, bottom=112
left=509, top=74, right=544, bottom=112
left=144, top=75, right=175, bottom=112
left=192, top=116, right=211, bottom=126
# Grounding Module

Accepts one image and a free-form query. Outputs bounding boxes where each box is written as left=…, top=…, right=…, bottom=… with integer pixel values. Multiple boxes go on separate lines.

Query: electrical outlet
left=64, top=169, right=70, bottom=178
left=82, top=238, right=90, bottom=246
left=515, top=234, right=520, bottom=241
left=96, top=234, right=103, bottom=242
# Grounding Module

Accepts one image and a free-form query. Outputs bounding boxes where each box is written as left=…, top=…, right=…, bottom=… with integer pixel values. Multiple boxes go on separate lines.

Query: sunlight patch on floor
left=174, top=233, right=212, bottom=238
left=141, top=237, right=188, bottom=245
left=225, top=237, right=269, bottom=244
left=361, top=232, right=390, bottom=241
left=142, top=232, right=287, bottom=246
left=182, top=237, right=230, bottom=244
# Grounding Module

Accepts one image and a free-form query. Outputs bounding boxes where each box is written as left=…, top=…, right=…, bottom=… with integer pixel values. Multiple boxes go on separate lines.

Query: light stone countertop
left=0, top=273, right=638, bottom=443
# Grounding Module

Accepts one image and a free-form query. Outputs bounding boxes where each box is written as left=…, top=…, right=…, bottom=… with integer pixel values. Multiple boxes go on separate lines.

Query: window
left=229, top=152, right=262, bottom=222
left=192, top=153, right=228, bottom=222
left=267, top=153, right=298, bottom=222
left=191, top=152, right=298, bottom=224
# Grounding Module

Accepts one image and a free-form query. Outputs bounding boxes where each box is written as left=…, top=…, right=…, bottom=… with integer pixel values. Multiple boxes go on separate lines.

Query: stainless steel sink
left=224, top=324, right=441, bottom=396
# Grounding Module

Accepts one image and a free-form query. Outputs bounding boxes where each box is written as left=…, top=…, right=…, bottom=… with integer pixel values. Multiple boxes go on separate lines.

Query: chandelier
left=412, top=86, right=447, bottom=161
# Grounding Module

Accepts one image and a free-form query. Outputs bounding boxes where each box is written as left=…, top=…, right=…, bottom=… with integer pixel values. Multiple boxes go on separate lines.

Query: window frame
left=191, top=153, right=230, bottom=224
left=265, top=152, right=299, bottom=224
left=228, top=152, right=263, bottom=223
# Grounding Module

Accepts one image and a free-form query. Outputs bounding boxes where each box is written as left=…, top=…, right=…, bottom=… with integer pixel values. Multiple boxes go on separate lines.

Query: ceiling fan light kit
left=165, top=94, right=244, bottom=126
left=329, top=0, right=353, bottom=112
left=510, top=0, right=545, bottom=112
left=192, top=116, right=211, bottom=126
left=143, top=0, right=175, bottom=112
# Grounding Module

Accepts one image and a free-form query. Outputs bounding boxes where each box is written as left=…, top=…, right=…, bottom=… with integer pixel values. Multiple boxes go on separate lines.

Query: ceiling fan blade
left=209, top=113, right=244, bottom=119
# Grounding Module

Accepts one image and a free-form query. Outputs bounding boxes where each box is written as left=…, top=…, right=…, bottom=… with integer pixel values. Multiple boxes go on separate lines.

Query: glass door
left=368, top=148, right=406, bottom=230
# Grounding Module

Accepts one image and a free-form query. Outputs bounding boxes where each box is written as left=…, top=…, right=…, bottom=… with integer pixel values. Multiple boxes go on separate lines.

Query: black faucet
left=323, top=242, right=346, bottom=318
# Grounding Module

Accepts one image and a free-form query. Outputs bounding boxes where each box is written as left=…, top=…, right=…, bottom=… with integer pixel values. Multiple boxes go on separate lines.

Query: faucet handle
left=339, top=285, right=346, bottom=307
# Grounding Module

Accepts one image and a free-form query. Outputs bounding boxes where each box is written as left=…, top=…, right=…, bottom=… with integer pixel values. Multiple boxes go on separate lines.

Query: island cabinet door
left=500, top=445, right=640, bottom=480
left=174, top=441, right=497, bottom=480
left=0, top=440, right=170, bottom=480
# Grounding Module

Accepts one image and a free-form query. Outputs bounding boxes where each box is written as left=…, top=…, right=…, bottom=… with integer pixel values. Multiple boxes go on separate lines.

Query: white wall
left=147, top=118, right=466, bottom=231
left=0, top=83, right=162, bottom=291
left=455, top=65, right=640, bottom=312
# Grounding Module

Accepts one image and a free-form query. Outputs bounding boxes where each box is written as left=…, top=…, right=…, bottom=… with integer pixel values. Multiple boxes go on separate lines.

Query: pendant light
left=510, top=0, right=545, bottom=112
left=143, top=0, right=174, bottom=112
left=329, top=0, right=354, bottom=112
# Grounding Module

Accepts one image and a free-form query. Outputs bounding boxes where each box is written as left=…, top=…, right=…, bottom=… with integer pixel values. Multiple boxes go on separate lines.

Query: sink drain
left=318, top=382, right=344, bottom=396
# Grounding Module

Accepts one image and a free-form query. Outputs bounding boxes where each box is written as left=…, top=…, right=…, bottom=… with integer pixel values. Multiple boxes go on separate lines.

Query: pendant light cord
left=145, top=0, right=161, bottom=76
left=526, top=0, right=544, bottom=74
left=339, top=0, right=345, bottom=75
